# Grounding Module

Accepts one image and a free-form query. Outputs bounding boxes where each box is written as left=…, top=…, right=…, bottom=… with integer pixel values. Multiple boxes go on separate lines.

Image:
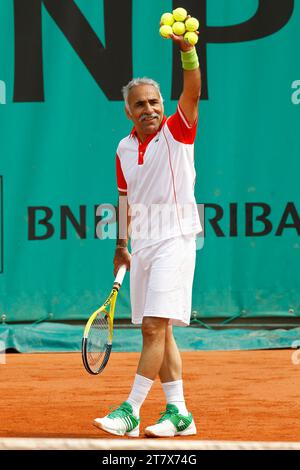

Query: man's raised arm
left=170, top=33, right=201, bottom=126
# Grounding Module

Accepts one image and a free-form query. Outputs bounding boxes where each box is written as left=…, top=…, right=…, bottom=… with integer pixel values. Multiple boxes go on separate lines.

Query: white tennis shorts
left=130, top=234, right=196, bottom=327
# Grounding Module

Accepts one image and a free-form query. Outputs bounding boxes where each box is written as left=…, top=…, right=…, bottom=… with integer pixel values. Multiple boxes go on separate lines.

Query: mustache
left=139, top=113, right=160, bottom=122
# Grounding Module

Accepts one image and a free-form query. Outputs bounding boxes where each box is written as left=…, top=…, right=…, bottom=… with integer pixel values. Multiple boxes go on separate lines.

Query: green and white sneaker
left=145, top=404, right=197, bottom=437
left=93, top=401, right=140, bottom=437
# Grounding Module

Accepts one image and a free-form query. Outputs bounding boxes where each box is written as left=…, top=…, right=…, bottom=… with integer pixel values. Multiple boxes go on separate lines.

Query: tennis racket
left=81, top=264, right=127, bottom=375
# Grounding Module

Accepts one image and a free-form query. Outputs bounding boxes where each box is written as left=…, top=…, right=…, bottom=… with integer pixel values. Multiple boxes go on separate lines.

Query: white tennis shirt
left=116, top=105, right=202, bottom=254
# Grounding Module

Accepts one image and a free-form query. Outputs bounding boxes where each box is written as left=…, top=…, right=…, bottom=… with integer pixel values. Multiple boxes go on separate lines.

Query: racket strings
left=87, top=312, right=110, bottom=371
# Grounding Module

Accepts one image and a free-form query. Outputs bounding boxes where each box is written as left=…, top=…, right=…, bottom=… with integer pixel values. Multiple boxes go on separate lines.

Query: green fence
left=0, top=1, right=299, bottom=323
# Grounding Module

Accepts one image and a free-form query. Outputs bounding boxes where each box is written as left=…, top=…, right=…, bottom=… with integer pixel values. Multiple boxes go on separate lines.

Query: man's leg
left=159, top=325, right=188, bottom=415
left=144, top=325, right=197, bottom=437
left=126, top=317, right=169, bottom=415
left=137, top=316, right=169, bottom=379
left=159, top=325, right=182, bottom=383
left=94, top=316, right=169, bottom=437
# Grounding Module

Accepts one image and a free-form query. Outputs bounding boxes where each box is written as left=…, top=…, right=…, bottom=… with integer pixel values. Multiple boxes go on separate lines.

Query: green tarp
left=1, top=323, right=300, bottom=353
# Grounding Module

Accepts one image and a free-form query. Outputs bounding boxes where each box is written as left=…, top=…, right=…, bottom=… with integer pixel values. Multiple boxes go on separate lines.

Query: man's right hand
left=113, top=246, right=131, bottom=276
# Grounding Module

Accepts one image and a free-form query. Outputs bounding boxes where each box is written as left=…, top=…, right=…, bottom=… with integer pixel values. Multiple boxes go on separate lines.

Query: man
left=94, top=30, right=202, bottom=438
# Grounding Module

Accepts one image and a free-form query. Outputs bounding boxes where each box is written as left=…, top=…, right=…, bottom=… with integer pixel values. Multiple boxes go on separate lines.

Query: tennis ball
left=185, top=17, right=199, bottom=32
left=173, top=7, right=187, bottom=22
left=172, top=21, right=186, bottom=36
left=184, top=31, right=198, bottom=46
left=159, top=24, right=173, bottom=38
left=161, top=12, right=175, bottom=26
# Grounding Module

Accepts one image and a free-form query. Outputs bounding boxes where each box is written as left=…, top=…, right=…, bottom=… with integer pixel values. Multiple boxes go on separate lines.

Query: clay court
left=1, top=349, right=300, bottom=447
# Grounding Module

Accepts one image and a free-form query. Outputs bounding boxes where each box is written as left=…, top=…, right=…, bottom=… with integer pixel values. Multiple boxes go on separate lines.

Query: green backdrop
left=0, top=0, right=299, bottom=322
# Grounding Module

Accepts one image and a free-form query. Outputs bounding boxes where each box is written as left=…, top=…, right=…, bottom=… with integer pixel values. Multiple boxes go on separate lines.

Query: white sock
left=162, top=379, right=188, bottom=416
left=127, top=374, right=153, bottom=417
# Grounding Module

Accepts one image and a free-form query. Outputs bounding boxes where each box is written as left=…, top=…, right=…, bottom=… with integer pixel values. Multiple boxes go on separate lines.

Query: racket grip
left=114, top=264, right=127, bottom=287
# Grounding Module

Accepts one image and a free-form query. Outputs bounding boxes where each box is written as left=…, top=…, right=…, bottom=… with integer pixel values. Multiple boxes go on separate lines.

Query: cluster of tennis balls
left=159, top=7, right=199, bottom=46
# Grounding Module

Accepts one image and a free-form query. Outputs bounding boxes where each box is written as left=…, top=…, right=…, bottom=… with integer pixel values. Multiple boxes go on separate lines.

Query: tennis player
left=94, top=30, right=202, bottom=437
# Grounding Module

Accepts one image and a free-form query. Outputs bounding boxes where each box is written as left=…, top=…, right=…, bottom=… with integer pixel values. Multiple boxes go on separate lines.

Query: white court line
left=0, top=438, right=300, bottom=450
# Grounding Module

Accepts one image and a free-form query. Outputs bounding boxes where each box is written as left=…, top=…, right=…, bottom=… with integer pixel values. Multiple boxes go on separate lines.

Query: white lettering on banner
left=291, top=80, right=300, bottom=105
left=94, top=200, right=204, bottom=247
left=128, top=203, right=199, bottom=240
left=95, top=204, right=116, bottom=239
left=149, top=204, right=176, bottom=240
left=118, top=195, right=128, bottom=241
left=129, top=203, right=148, bottom=240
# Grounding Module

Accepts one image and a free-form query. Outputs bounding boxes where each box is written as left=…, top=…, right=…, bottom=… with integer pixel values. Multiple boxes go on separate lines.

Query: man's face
left=126, top=85, right=164, bottom=138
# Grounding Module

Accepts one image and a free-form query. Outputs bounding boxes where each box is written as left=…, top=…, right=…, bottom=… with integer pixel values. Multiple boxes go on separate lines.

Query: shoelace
left=158, top=406, right=178, bottom=423
left=108, top=403, right=131, bottom=419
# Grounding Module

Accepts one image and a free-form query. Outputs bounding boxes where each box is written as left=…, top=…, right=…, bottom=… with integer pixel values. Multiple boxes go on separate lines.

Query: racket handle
left=114, top=264, right=127, bottom=287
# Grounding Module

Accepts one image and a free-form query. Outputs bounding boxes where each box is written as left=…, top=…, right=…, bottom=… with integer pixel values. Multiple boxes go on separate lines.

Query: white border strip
left=1, top=438, right=300, bottom=450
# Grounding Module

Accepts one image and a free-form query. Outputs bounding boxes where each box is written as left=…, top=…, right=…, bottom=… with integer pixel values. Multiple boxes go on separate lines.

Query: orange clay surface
left=0, top=351, right=300, bottom=441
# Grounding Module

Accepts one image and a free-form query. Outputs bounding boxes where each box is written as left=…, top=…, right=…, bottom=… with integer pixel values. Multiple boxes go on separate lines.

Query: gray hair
left=122, top=77, right=164, bottom=110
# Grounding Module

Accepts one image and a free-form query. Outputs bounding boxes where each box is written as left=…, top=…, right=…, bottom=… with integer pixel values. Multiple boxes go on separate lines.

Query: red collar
left=130, top=116, right=167, bottom=165
left=130, top=115, right=167, bottom=143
